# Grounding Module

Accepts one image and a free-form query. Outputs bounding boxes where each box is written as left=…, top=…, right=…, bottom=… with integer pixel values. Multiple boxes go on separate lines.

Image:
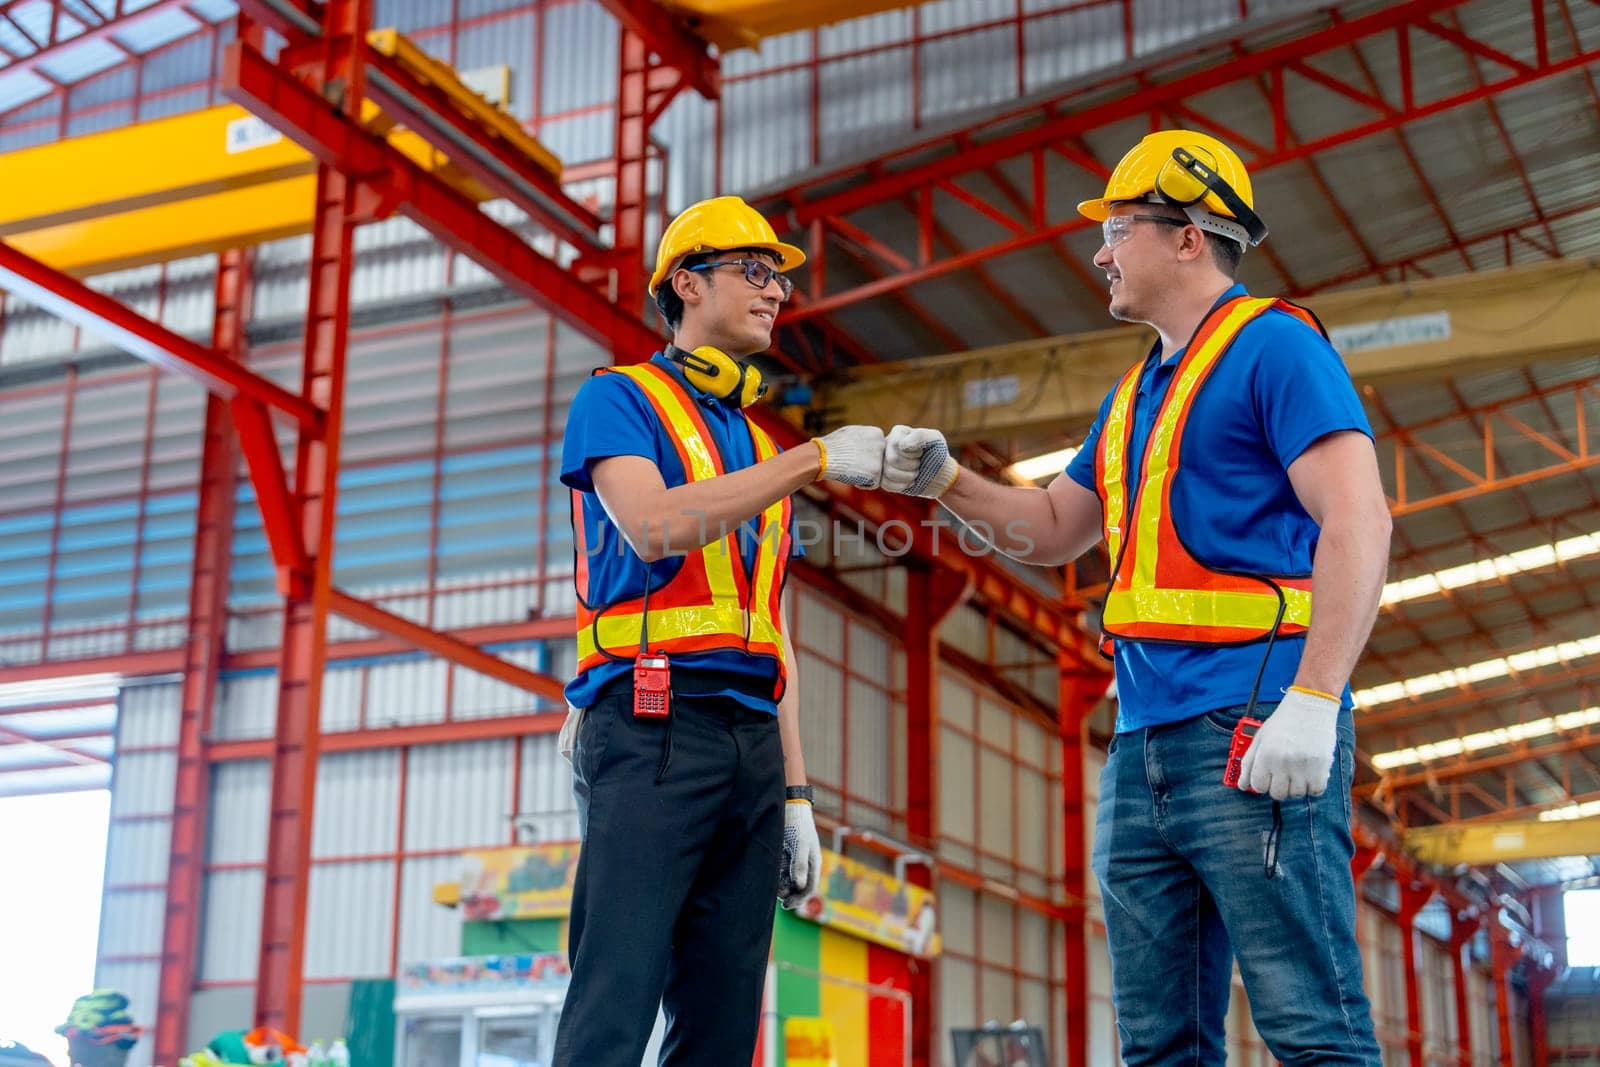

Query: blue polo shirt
left=560, top=353, right=801, bottom=714
left=1065, top=285, right=1373, bottom=732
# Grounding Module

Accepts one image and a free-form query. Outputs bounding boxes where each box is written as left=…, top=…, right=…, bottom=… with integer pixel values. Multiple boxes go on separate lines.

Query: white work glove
left=1239, top=687, right=1341, bottom=800
left=882, top=424, right=959, bottom=499
left=779, top=798, right=821, bottom=909
left=812, top=425, right=887, bottom=489
left=557, top=704, right=585, bottom=764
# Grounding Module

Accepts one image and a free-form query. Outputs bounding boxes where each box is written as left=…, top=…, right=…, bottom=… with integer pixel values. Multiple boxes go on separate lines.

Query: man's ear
left=672, top=268, right=703, bottom=306
left=1176, top=225, right=1208, bottom=264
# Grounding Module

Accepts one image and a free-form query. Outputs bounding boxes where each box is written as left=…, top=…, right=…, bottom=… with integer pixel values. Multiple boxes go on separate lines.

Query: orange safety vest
left=572, top=361, right=793, bottom=698
left=1096, top=295, right=1327, bottom=652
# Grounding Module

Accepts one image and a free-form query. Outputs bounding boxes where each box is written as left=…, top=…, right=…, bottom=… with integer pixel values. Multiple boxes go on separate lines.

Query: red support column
left=1490, top=922, right=1517, bottom=1067
left=152, top=248, right=250, bottom=1064
left=904, top=564, right=968, bottom=1067
left=1400, top=880, right=1437, bottom=1067
left=253, top=162, right=358, bottom=1036
left=1450, top=915, right=1478, bottom=1067
left=253, top=0, right=368, bottom=1031
left=1352, top=843, right=1380, bottom=888
left=613, top=29, right=649, bottom=336
left=1529, top=967, right=1554, bottom=1067
left=1059, top=664, right=1110, bottom=1067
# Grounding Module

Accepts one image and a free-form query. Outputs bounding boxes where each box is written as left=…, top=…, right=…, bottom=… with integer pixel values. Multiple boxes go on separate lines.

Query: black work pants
left=552, top=683, right=784, bottom=1066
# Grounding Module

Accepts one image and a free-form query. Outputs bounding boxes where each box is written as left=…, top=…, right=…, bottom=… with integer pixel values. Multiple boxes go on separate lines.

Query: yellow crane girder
left=1405, top=815, right=1600, bottom=866
left=819, top=257, right=1600, bottom=443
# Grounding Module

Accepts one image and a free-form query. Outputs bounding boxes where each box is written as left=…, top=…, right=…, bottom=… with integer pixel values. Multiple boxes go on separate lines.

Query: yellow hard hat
left=649, top=195, right=807, bottom=296
left=1078, top=130, right=1266, bottom=245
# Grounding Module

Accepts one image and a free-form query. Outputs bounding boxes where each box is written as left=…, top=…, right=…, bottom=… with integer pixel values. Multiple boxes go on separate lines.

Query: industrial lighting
left=1370, top=706, right=1600, bottom=770
left=1541, top=799, right=1600, bottom=822
left=1354, top=633, right=1600, bottom=709
left=1382, top=531, right=1600, bottom=608
left=1006, top=446, right=1080, bottom=483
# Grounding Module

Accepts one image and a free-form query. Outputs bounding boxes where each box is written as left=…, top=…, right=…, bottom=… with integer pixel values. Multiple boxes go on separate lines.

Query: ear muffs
left=1154, top=147, right=1268, bottom=246
left=670, top=345, right=767, bottom=407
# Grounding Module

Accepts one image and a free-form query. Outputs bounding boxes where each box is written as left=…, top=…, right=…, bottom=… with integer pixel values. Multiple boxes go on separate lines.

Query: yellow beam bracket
left=820, top=257, right=1600, bottom=443
left=1405, top=815, right=1600, bottom=866
left=367, top=28, right=561, bottom=181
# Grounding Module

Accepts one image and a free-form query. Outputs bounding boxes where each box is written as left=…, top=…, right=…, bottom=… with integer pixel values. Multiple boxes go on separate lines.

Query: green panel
left=773, top=906, right=822, bottom=1058
left=344, top=978, right=395, bottom=1067
left=462, top=917, right=564, bottom=956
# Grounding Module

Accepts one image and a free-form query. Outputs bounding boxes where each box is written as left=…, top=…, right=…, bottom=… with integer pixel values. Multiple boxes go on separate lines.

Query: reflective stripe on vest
left=571, top=362, right=791, bottom=695
left=1097, top=296, right=1323, bottom=648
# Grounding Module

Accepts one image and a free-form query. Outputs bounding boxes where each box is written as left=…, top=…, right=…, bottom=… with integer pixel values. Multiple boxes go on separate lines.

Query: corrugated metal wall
left=96, top=680, right=181, bottom=1067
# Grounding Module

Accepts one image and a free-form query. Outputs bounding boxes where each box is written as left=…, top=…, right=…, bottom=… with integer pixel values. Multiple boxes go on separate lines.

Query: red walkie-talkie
left=1223, top=717, right=1263, bottom=790
left=634, top=652, right=671, bottom=719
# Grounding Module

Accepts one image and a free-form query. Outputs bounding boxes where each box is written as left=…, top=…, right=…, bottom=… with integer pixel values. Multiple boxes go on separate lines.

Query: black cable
left=1247, top=582, right=1289, bottom=881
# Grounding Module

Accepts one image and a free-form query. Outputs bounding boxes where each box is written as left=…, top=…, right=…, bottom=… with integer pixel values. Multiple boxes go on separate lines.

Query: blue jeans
left=1091, top=701, right=1381, bottom=1065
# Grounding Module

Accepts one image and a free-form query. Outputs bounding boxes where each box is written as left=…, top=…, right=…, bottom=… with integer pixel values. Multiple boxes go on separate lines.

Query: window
left=1564, top=888, right=1600, bottom=967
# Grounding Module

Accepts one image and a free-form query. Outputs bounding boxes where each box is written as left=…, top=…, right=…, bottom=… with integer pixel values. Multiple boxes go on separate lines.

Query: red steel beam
left=208, top=709, right=565, bottom=762
left=327, top=588, right=566, bottom=701
left=593, top=0, right=719, bottom=100
left=1359, top=732, right=1600, bottom=795
left=1450, top=916, right=1476, bottom=1067
left=1060, top=663, right=1112, bottom=1067
left=1399, top=880, right=1434, bottom=1067
left=1306, top=193, right=1600, bottom=292
left=252, top=160, right=354, bottom=1035
left=1359, top=659, right=1600, bottom=733
left=223, top=41, right=663, bottom=360
left=613, top=30, right=652, bottom=333
left=0, top=722, right=105, bottom=765
left=361, top=42, right=606, bottom=253
left=153, top=247, right=248, bottom=1065
left=903, top=564, right=971, bottom=1067
left=0, top=240, right=323, bottom=431
left=1491, top=923, right=1516, bottom=1067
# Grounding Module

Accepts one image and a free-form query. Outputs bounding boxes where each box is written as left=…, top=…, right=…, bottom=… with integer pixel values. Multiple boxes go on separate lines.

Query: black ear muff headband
left=1158, top=147, right=1269, bottom=246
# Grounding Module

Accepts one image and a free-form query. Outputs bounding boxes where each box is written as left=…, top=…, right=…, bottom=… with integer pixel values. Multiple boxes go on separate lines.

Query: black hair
left=1209, top=234, right=1244, bottom=279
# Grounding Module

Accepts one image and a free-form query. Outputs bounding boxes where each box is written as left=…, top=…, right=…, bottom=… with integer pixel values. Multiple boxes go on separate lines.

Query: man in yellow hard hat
left=875, top=132, right=1390, bottom=1063
left=552, top=195, right=887, bottom=1065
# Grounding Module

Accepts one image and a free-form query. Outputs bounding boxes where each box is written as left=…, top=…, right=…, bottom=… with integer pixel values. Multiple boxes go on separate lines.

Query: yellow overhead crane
left=818, top=257, right=1600, bottom=443
left=1405, top=815, right=1600, bottom=866
left=0, top=29, right=560, bottom=276
left=658, top=0, right=934, bottom=51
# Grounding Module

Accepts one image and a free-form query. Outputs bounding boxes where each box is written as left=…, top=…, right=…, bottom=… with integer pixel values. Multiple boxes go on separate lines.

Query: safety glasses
left=1101, top=213, right=1189, bottom=249
left=685, top=258, right=794, bottom=300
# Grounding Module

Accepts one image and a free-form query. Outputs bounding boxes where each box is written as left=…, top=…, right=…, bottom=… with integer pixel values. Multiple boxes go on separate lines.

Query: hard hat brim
left=648, top=239, right=807, bottom=296
left=1077, top=198, right=1113, bottom=222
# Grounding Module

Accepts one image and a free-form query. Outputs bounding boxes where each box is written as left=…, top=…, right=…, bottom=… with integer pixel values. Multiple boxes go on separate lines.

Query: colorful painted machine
left=762, top=848, right=940, bottom=1067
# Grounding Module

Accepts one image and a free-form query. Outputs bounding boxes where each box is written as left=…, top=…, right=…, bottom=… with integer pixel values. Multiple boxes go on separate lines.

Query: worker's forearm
left=778, top=690, right=807, bottom=787
left=1293, top=506, right=1392, bottom=696
left=778, top=633, right=807, bottom=787
left=940, top=469, right=1094, bottom=566
left=632, top=446, right=820, bottom=561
